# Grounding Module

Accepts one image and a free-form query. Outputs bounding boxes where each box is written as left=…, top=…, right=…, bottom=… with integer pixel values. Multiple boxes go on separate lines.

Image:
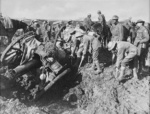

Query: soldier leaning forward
left=108, top=41, right=138, bottom=82
left=73, top=32, right=92, bottom=68
left=134, top=20, right=150, bottom=73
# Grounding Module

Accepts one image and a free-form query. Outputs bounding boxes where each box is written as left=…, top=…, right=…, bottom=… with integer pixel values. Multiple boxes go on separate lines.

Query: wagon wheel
left=0, top=32, right=35, bottom=64
left=32, top=68, right=71, bottom=101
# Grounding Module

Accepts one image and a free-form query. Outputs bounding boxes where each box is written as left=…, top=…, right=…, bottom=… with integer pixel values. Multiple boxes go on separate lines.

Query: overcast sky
left=1, top=0, right=150, bottom=22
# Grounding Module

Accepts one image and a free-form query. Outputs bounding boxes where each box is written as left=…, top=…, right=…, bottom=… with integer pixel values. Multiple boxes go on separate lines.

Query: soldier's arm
left=119, top=25, right=124, bottom=41
left=116, top=47, right=125, bottom=68
left=140, top=29, right=149, bottom=43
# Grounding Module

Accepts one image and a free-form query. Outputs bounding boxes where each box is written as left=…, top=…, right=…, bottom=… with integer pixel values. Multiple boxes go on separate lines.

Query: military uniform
left=115, top=41, right=138, bottom=68
left=98, top=14, right=106, bottom=24
left=108, top=41, right=138, bottom=81
left=90, top=33, right=102, bottom=61
left=129, top=27, right=137, bottom=44
left=87, top=32, right=102, bottom=74
left=111, top=23, right=124, bottom=41
left=83, top=17, right=93, bottom=31
left=134, top=26, right=149, bottom=72
left=77, top=34, right=92, bottom=58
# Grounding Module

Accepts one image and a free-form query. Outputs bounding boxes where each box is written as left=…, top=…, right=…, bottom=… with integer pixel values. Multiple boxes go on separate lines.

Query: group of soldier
left=81, top=10, right=149, bottom=82
left=11, top=10, right=150, bottom=83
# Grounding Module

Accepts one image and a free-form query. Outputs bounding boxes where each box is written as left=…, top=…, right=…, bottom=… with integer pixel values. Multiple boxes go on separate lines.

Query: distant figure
left=83, top=14, right=93, bottom=32
left=97, top=10, right=106, bottom=30
left=34, top=23, right=43, bottom=42
left=129, top=22, right=137, bottom=44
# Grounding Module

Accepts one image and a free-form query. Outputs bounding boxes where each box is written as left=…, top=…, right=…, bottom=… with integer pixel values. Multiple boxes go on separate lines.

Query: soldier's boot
left=118, top=66, right=125, bottom=81
left=133, top=68, right=138, bottom=80
left=94, top=61, right=102, bottom=74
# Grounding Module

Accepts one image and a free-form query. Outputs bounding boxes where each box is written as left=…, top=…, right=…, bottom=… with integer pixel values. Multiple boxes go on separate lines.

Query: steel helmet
left=136, top=19, right=145, bottom=24
left=112, top=15, right=119, bottom=20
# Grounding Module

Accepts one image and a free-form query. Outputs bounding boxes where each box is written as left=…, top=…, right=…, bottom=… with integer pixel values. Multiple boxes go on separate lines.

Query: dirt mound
left=64, top=65, right=150, bottom=114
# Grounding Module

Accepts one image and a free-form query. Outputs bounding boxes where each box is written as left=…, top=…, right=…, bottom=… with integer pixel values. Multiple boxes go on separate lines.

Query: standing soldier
left=129, top=22, right=137, bottom=44
left=134, top=20, right=150, bottom=74
left=108, top=41, right=138, bottom=81
left=110, top=15, right=124, bottom=41
left=97, top=10, right=106, bottom=31
left=33, top=23, right=43, bottom=42
left=83, top=14, right=93, bottom=32
left=87, top=31, right=102, bottom=74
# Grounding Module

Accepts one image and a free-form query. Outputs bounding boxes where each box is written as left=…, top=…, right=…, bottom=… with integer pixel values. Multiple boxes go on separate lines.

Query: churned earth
left=0, top=48, right=150, bottom=114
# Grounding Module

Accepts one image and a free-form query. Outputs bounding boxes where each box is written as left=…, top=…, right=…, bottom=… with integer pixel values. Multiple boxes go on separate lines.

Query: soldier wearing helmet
left=134, top=20, right=149, bottom=74
left=111, top=15, right=124, bottom=41
left=97, top=10, right=106, bottom=28
left=108, top=41, right=138, bottom=82
left=73, top=32, right=92, bottom=68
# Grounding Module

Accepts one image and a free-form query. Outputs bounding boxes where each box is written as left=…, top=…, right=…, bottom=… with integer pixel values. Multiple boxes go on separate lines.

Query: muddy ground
left=0, top=48, right=150, bottom=114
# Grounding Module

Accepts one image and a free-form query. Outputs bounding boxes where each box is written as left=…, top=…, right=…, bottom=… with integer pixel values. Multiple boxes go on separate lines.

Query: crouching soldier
left=108, top=41, right=138, bottom=81
left=87, top=32, right=102, bottom=74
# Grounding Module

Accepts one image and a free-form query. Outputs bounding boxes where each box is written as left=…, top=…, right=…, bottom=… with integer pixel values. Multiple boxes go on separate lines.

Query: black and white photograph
left=0, top=0, right=150, bottom=113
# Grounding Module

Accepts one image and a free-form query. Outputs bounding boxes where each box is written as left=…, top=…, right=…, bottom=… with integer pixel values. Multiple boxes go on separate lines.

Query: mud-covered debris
left=64, top=65, right=149, bottom=114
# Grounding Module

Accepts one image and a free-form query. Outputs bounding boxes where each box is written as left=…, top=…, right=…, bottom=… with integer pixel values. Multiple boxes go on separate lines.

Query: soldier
left=108, top=41, right=138, bottom=81
left=83, top=14, right=93, bottom=32
left=110, top=15, right=124, bottom=41
left=33, top=23, right=43, bottom=42
left=70, top=24, right=86, bottom=57
left=134, top=20, right=149, bottom=73
left=97, top=10, right=106, bottom=30
left=129, top=22, right=137, bottom=44
left=73, top=32, right=92, bottom=68
left=87, top=31, right=102, bottom=74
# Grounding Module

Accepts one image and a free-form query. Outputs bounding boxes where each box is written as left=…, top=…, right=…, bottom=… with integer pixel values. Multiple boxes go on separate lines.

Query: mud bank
left=0, top=65, right=149, bottom=114
left=0, top=48, right=149, bottom=114
left=64, top=65, right=150, bottom=114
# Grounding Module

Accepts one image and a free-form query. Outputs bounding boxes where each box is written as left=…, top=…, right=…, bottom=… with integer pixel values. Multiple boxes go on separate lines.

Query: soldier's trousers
left=121, top=50, right=137, bottom=68
left=92, top=48, right=100, bottom=62
left=138, top=48, right=148, bottom=70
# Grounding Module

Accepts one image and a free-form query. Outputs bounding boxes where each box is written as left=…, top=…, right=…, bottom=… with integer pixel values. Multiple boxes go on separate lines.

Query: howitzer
left=12, top=59, right=42, bottom=77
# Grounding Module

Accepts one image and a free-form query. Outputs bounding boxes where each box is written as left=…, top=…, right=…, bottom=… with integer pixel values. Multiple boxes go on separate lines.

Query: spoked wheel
left=31, top=68, right=71, bottom=101
left=1, top=32, right=35, bottom=65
